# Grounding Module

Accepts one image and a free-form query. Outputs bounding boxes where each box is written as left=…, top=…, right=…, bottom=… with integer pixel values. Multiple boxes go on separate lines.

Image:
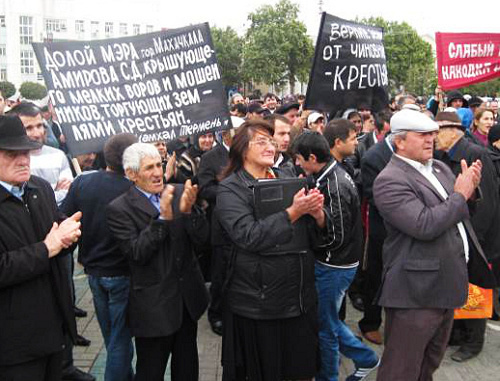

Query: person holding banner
left=372, top=107, right=495, bottom=380
left=216, top=120, right=327, bottom=381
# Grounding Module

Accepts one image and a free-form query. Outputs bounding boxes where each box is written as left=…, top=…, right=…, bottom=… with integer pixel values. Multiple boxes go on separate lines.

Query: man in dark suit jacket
left=373, top=108, right=495, bottom=380
left=107, top=143, right=209, bottom=381
left=434, top=111, right=500, bottom=362
left=357, top=133, right=394, bottom=345
left=0, top=115, right=81, bottom=380
left=198, top=134, right=231, bottom=335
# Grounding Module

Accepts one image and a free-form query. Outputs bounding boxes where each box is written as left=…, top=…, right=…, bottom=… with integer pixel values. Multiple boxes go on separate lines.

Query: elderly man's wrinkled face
left=435, top=128, right=458, bottom=151
left=0, top=150, right=31, bottom=186
left=395, top=131, right=437, bottom=164
left=127, top=155, right=164, bottom=194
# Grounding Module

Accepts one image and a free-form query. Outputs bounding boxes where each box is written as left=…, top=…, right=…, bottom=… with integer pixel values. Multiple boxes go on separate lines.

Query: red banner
left=435, top=32, right=500, bottom=90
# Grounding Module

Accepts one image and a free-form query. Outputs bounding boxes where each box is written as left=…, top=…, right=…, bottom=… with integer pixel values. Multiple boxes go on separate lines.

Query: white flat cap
left=307, top=112, right=324, bottom=125
left=390, top=108, right=438, bottom=133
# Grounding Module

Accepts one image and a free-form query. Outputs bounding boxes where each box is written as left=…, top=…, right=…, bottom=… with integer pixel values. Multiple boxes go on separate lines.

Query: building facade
left=0, top=0, right=163, bottom=89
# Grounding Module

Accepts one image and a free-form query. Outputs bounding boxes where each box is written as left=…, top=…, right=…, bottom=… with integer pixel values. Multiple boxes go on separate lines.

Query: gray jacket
left=373, top=156, right=495, bottom=309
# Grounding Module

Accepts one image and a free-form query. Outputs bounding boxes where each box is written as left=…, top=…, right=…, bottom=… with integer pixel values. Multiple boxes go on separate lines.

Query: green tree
left=361, top=17, right=435, bottom=96
left=243, top=0, right=314, bottom=93
left=0, top=81, right=16, bottom=98
left=211, top=26, right=244, bottom=91
left=19, top=82, right=47, bottom=100
left=458, top=78, right=500, bottom=98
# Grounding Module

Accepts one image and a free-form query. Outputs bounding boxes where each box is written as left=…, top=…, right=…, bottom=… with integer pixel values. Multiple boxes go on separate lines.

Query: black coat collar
left=128, top=186, right=160, bottom=219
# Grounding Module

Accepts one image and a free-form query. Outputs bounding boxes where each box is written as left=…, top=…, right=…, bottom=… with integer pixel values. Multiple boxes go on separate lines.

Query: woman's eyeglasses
left=249, top=137, right=278, bottom=149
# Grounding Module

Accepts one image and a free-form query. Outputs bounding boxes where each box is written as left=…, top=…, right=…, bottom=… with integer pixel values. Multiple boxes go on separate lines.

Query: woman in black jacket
left=216, top=120, right=327, bottom=381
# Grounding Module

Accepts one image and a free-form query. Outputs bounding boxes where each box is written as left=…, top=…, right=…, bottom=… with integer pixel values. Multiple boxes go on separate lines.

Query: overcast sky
left=158, top=0, right=497, bottom=38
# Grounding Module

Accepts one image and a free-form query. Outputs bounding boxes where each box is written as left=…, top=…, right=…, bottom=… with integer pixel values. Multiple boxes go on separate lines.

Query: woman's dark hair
left=292, top=131, right=331, bottom=163
left=219, top=119, right=274, bottom=180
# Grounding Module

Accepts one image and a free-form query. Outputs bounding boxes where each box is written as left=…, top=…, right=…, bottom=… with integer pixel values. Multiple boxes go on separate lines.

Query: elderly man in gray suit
left=373, top=107, right=495, bottom=381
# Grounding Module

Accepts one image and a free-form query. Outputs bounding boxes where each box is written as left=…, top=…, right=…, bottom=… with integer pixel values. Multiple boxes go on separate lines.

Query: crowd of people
left=0, top=85, right=500, bottom=381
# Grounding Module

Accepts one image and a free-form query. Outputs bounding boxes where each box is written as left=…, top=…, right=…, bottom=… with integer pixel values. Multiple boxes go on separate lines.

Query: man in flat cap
left=0, top=115, right=82, bottom=380
left=372, top=108, right=495, bottom=380
left=275, top=102, right=300, bottom=126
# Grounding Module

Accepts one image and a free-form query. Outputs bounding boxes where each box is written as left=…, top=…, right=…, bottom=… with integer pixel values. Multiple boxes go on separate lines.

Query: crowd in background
left=1, top=84, right=500, bottom=381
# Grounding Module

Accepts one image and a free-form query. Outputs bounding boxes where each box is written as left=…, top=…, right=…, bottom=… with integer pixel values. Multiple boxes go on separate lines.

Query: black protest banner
left=33, top=23, right=231, bottom=156
left=305, top=13, right=389, bottom=116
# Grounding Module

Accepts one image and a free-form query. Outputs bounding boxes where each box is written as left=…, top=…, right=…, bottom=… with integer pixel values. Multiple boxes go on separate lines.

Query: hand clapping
left=287, top=188, right=325, bottom=224
left=454, top=159, right=482, bottom=200
left=160, top=184, right=175, bottom=220
left=180, top=179, right=199, bottom=214
left=44, top=211, right=82, bottom=258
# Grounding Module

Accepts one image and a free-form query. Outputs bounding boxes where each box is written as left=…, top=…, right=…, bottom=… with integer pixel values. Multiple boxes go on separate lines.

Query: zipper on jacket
left=24, top=200, right=30, bottom=214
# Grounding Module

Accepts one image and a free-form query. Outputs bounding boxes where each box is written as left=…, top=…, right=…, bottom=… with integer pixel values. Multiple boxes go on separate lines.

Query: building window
left=45, top=18, right=67, bottom=33
left=120, top=23, right=127, bottom=36
left=91, top=21, right=99, bottom=39
left=0, top=68, right=7, bottom=81
left=19, top=16, right=33, bottom=45
left=0, top=45, right=5, bottom=57
left=20, top=50, right=34, bottom=75
left=146, top=25, right=153, bottom=33
left=105, top=22, right=113, bottom=38
left=0, top=16, right=6, bottom=28
left=133, top=24, right=140, bottom=35
left=75, top=20, right=85, bottom=33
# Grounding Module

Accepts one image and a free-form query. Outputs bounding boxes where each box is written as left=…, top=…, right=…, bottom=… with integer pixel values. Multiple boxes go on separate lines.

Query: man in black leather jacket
left=294, top=126, right=379, bottom=381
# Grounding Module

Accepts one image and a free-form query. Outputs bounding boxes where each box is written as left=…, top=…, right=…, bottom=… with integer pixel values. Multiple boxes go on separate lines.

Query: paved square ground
left=73, top=264, right=500, bottom=380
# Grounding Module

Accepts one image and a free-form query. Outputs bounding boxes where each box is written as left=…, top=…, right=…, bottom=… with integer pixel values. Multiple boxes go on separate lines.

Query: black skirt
left=222, top=308, right=319, bottom=381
